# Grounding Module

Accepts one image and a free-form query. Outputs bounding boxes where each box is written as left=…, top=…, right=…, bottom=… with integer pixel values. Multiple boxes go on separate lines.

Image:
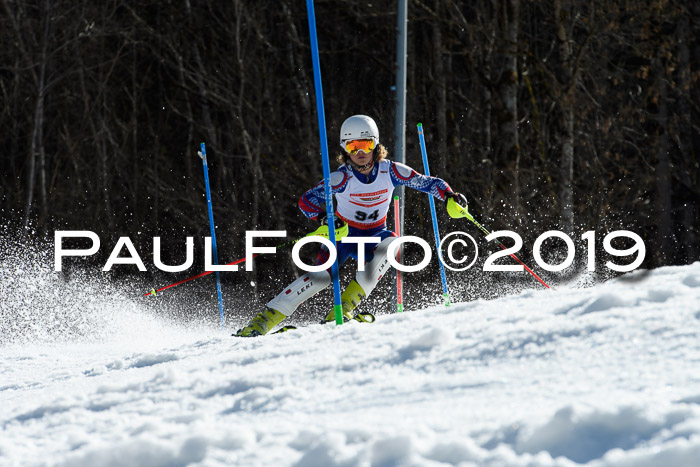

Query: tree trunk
left=131, top=48, right=141, bottom=233
left=653, top=67, right=673, bottom=265
left=184, top=0, right=219, bottom=155
left=674, top=12, right=697, bottom=263
left=554, top=0, right=575, bottom=233
left=432, top=0, right=448, bottom=176
left=482, top=24, right=495, bottom=218
left=25, top=0, right=53, bottom=228
left=494, top=0, right=520, bottom=218
left=282, top=1, right=315, bottom=173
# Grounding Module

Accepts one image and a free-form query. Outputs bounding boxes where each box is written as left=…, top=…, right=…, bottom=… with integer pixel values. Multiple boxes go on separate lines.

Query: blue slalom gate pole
left=417, top=123, right=450, bottom=306
left=306, top=0, right=343, bottom=325
left=199, top=143, right=225, bottom=327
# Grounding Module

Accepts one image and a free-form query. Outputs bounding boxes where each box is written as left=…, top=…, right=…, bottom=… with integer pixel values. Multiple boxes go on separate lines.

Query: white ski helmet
left=339, top=115, right=379, bottom=150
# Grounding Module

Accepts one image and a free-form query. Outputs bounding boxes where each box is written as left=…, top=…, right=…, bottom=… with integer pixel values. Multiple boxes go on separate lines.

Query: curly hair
left=336, top=144, right=388, bottom=166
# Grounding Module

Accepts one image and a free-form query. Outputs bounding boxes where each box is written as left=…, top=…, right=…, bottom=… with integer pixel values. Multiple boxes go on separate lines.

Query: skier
left=236, top=115, right=466, bottom=336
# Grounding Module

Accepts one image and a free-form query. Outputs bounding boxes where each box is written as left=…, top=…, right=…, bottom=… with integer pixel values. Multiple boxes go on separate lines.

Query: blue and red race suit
left=298, top=160, right=452, bottom=266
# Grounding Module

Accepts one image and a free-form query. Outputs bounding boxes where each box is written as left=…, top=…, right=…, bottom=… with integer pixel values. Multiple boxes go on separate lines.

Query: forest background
left=1, top=0, right=698, bottom=315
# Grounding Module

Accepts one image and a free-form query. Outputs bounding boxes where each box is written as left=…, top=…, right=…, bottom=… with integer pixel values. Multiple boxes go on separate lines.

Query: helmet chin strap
left=351, top=159, right=375, bottom=172
left=347, top=150, right=377, bottom=172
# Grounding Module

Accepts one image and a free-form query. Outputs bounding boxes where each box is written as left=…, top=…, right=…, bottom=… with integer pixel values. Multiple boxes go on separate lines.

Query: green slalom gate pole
left=417, top=123, right=450, bottom=306
left=306, top=0, right=343, bottom=325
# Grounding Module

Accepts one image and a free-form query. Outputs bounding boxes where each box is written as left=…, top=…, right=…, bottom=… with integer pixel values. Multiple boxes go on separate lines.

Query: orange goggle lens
left=345, top=139, right=375, bottom=154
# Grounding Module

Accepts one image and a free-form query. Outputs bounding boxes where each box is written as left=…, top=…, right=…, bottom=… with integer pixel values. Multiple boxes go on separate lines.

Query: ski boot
left=235, top=307, right=287, bottom=337
left=322, top=280, right=375, bottom=324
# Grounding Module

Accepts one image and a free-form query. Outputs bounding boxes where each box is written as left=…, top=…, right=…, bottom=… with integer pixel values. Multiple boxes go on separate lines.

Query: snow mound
left=1, top=261, right=699, bottom=466
left=514, top=406, right=691, bottom=463
left=0, top=234, right=204, bottom=346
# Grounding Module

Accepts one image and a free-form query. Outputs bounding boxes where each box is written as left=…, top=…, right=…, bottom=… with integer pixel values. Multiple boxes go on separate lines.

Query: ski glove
left=319, top=215, right=346, bottom=230
left=445, top=191, right=468, bottom=207
left=314, top=215, right=349, bottom=240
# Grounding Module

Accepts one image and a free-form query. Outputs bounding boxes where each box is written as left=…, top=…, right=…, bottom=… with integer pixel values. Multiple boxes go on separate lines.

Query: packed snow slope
left=2, top=262, right=700, bottom=466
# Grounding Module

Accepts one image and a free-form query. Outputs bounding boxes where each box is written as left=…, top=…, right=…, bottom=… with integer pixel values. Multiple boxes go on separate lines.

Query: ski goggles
left=344, top=139, right=376, bottom=155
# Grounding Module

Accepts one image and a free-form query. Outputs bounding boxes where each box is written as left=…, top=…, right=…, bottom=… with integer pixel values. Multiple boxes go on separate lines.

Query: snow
left=1, top=259, right=700, bottom=466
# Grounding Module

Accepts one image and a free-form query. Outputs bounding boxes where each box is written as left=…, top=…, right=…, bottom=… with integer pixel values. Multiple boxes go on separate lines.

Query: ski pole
left=394, top=195, right=404, bottom=312
left=446, top=198, right=550, bottom=288
left=417, top=123, right=450, bottom=306
left=199, top=143, right=225, bottom=327
left=144, top=256, right=248, bottom=297
left=144, top=228, right=329, bottom=297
